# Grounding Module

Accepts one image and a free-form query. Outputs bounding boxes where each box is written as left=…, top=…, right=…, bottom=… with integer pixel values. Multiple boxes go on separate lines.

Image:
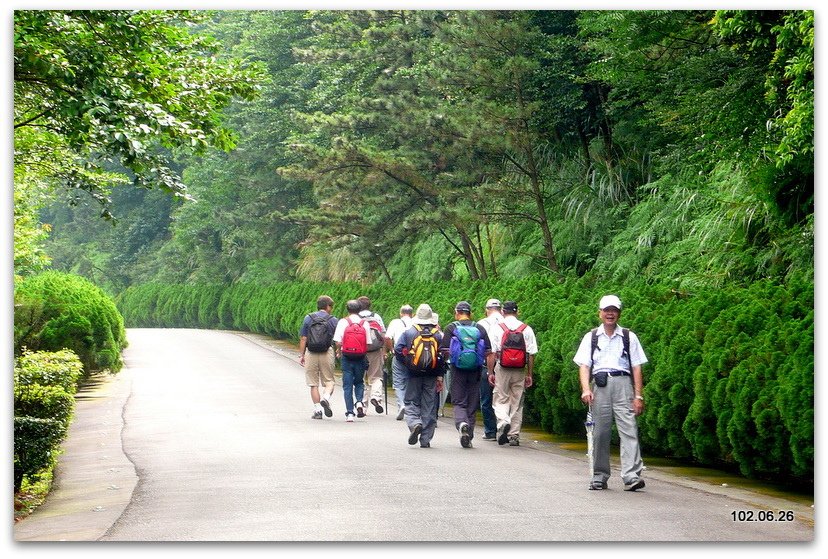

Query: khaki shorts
left=305, top=348, right=335, bottom=387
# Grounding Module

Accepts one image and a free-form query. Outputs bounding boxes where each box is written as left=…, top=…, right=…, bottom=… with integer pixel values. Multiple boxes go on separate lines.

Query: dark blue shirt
left=300, top=310, right=338, bottom=338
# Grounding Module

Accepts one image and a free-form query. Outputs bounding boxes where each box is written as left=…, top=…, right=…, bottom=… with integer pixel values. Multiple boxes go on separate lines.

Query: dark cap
left=503, top=301, right=518, bottom=313
left=454, top=301, right=472, bottom=313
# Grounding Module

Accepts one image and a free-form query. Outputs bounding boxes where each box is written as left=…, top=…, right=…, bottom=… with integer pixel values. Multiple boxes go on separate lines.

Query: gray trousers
left=404, top=374, right=439, bottom=446
left=392, top=357, right=407, bottom=412
left=591, top=374, right=644, bottom=485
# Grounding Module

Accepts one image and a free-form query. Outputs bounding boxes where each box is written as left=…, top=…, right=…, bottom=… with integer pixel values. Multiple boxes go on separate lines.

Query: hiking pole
left=585, top=403, right=594, bottom=490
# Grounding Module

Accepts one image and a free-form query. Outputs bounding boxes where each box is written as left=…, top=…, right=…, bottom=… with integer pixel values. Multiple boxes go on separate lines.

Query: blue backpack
left=449, top=322, right=486, bottom=370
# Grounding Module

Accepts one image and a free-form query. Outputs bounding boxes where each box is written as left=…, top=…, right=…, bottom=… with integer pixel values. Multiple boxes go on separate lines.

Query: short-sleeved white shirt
left=359, top=310, right=385, bottom=331
left=573, top=325, right=648, bottom=372
left=385, top=316, right=414, bottom=345
left=478, top=312, right=504, bottom=346
left=333, top=314, right=371, bottom=344
left=490, top=315, right=538, bottom=354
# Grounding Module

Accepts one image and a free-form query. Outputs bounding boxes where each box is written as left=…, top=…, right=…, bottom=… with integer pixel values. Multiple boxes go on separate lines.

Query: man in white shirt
left=384, top=304, right=414, bottom=420
left=488, top=301, right=537, bottom=447
left=333, top=299, right=372, bottom=422
left=358, top=296, right=387, bottom=414
left=477, top=298, right=504, bottom=440
left=573, top=294, right=648, bottom=491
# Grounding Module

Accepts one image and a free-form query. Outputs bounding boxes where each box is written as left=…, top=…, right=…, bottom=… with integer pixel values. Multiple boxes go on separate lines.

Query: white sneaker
left=345, top=413, right=355, bottom=423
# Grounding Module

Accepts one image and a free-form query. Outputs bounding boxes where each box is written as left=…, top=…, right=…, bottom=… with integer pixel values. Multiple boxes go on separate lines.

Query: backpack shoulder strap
left=499, top=322, right=509, bottom=333
left=515, top=323, right=527, bottom=333
left=622, top=327, right=631, bottom=371
left=590, top=327, right=599, bottom=373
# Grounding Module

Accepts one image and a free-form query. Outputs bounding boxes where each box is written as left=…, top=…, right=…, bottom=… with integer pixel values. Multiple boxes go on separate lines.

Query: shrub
left=12, top=349, right=84, bottom=491
left=15, top=271, right=127, bottom=374
left=14, top=417, right=64, bottom=491
left=115, top=275, right=814, bottom=484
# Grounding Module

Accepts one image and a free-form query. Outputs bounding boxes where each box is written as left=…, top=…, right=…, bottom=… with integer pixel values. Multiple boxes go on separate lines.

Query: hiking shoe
left=356, top=403, right=365, bottom=418
left=312, top=410, right=323, bottom=419
left=459, top=422, right=472, bottom=448
left=589, top=480, right=607, bottom=490
left=483, top=433, right=496, bottom=441
left=497, top=423, right=511, bottom=445
left=624, top=479, right=645, bottom=492
left=396, top=407, right=405, bottom=421
left=371, top=398, right=384, bottom=414
left=345, top=413, right=355, bottom=423
left=508, top=437, right=519, bottom=446
left=420, top=442, right=430, bottom=448
left=408, top=424, right=423, bottom=445
left=320, top=399, right=333, bottom=418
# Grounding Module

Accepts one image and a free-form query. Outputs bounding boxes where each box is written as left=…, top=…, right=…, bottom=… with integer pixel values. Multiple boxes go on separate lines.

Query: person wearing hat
left=573, top=294, right=649, bottom=491
left=488, top=300, right=538, bottom=446
left=384, top=304, right=415, bottom=420
left=477, top=298, right=505, bottom=440
left=439, top=301, right=494, bottom=448
left=394, top=304, right=444, bottom=448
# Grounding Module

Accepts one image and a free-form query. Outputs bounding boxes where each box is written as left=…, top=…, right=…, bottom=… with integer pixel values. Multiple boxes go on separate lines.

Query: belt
left=595, top=370, right=630, bottom=377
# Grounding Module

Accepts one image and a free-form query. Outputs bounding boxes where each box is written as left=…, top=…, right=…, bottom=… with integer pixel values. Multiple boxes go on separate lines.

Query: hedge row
left=14, top=271, right=128, bottom=374
left=13, top=350, right=84, bottom=491
left=116, top=276, right=814, bottom=484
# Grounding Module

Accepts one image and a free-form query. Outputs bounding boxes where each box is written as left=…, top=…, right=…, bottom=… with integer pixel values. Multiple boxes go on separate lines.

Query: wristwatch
left=634, top=395, right=644, bottom=401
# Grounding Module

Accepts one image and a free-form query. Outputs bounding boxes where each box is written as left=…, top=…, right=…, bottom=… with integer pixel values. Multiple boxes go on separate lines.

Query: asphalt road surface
left=15, top=328, right=814, bottom=542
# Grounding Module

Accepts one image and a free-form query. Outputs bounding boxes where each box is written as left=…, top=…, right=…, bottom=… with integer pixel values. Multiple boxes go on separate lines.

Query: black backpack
left=306, top=313, right=334, bottom=353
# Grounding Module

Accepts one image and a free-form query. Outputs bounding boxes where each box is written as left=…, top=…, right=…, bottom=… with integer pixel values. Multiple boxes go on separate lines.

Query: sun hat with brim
left=413, top=304, right=438, bottom=325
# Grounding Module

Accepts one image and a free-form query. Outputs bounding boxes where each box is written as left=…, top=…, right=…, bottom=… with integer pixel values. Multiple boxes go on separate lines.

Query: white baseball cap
left=485, top=298, right=502, bottom=309
left=599, top=295, right=622, bottom=310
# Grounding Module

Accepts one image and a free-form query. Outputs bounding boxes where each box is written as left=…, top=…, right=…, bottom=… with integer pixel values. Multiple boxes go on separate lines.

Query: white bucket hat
left=413, top=304, right=438, bottom=325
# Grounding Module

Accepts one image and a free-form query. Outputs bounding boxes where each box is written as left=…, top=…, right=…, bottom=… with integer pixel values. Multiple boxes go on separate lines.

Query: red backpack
left=341, top=318, right=368, bottom=358
left=499, top=322, right=528, bottom=368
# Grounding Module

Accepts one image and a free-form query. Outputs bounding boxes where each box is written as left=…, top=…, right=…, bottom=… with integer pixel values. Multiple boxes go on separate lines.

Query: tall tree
left=14, top=10, right=262, bottom=219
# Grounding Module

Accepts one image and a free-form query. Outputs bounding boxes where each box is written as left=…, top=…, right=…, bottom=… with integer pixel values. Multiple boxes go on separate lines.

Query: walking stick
left=585, top=404, right=595, bottom=490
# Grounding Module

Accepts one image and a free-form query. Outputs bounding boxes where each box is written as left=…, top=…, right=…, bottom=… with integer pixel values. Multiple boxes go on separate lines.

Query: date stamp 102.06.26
left=731, top=510, right=795, bottom=522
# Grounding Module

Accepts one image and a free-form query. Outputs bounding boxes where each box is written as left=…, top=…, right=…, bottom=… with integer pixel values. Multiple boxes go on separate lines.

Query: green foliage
left=14, top=10, right=264, bottom=217
left=36, top=10, right=812, bottom=292
left=14, top=417, right=64, bottom=492
left=14, top=271, right=127, bottom=374
left=13, top=349, right=84, bottom=491
left=116, top=275, right=814, bottom=485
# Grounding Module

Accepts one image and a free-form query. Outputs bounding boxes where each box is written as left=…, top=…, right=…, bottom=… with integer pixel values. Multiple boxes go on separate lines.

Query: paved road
left=15, top=328, right=814, bottom=542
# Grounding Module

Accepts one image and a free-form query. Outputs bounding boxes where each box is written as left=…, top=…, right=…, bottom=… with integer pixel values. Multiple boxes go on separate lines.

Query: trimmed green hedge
left=15, top=271, right=127, bottom=374
left=13, top=350, right=84, bottom=491
left=116, top=275, right=813, bottom=484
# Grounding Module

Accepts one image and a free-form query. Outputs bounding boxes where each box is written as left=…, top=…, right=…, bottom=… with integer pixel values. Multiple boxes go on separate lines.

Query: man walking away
left=334, top=300, right=372, bottom=422
left=489, top=301, right=537, bottom=446
left=478, top=298, right=504, bottom=440
left=573, top=295, right=648, bottom=491
left=385, top=304, right=415, bottom=420
left=395, top=304, right=444, bottom=448
left=358, top=296, right=387, bottom=414
left=439, top=301, right=493, bottom=449
left=298, top=295, right=338, bottom=419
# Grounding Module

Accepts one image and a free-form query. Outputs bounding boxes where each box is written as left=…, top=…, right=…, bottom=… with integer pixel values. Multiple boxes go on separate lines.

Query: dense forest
left=15, top=10, right=813, bottom=292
